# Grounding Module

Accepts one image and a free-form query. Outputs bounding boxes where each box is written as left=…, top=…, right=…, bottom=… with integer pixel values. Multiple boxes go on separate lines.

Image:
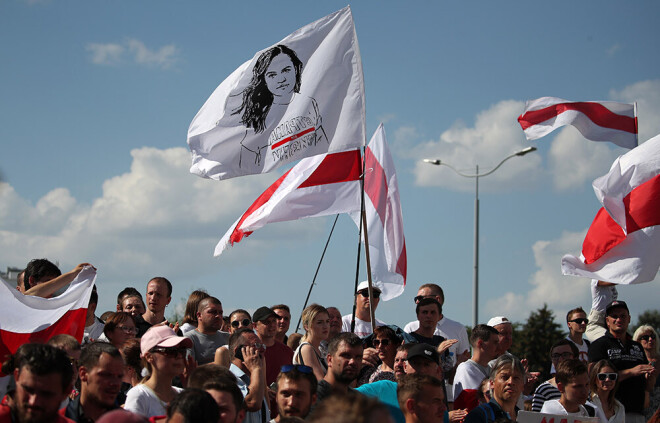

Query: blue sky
left=2, top=1, right=659, bottom=331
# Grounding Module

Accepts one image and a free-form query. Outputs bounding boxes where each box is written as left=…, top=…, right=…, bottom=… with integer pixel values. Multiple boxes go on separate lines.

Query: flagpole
left=634, top=101, right=639, bottom=147
left=294, top=214, right=340, bottom=333
left=361, top=206, right=377, bottom=332
left=350, top=148, right=367, bottom=334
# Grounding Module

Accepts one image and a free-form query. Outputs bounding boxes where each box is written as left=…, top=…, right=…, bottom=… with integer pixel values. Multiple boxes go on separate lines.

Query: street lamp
left=423, top=146, right=537, bottom=327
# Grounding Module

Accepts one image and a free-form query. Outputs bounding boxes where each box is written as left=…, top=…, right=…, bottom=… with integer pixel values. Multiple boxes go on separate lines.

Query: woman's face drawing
left=265, top=53, right=296, bottom=99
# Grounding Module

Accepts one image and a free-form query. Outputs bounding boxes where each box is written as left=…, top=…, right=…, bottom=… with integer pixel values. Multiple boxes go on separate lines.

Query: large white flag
left=188, top=6, right=365, bottom=180
left=518, top=97, right=637, bottom=149
left=562, top=133, right=660, bottom=283
left=215, top=149, right=363, bottom=256
left=351, top=124, right=407, bottom=301
left=0, top=266, right=96, bottom=366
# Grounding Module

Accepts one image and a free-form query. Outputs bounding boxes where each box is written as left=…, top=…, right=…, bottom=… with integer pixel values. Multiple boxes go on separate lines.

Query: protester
left=453, top=324, right=500, bottom=412
left=118, top=338, right=143, bottom=406
left=293, top=304, right=329, bottom=381
left=187, top=364, right=247, bottom=423
left=138, top=277, right=173, bottom=336
left=565, top=307, right=590, bottom=363
left=101, top=312, right=138, bottom=349
left=463, top=355, right=524, bottom=423
left=229, top=309, right=254, bottom=333
left=165, top=388, right=220, bottom=423
left=319, top=306, right=342, bottom=357
left=116, top=287, right=146, bottom=318
left=272, top=304, right=292, bottom=345
left=63, top=342, right=125, bottom=422
left=308, top=391, right=394, bottom=423
left=393, top=345, right=412, bottom=381
left=47, top=334, right=82, bottom=406
left=632, top=324, right=660, bottom=420
left=540, top=359, right=590, bottom=416
left=531, top=339, right=579, bottom=412
left=589, top=359, right=625, bottom=423
left=368, top=326, right=402, bottom=383
left=83, top=287, right=105, bottom=344
left=124, top=326, right=193, bottom=418
left=228, top=328, right=270, bottom=423
left=253, top=306, right=294, bottom=386
left=397, top=374, right=447, bottom=423
left=272, top=365, right=317, bottom=421
left=585, top=280, right=618, bottom=341
left=0, top=344, right=74, bottom=423
left=408, top=298, right=458, bottom=375
left=23, top=260, right=92, bottom=299
left=588, top=300, right=657, bottom=423
left=341, top=281, right=386, bottom=338
left=180, top=290, right=210, bottom=335
left=185, top=296, right=229, bottom=365
left=316, top=332, right=363, bottom=403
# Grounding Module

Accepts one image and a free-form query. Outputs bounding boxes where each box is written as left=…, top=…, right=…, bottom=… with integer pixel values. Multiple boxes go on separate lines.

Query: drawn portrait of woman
left=230, top=44, right=327, bottom=169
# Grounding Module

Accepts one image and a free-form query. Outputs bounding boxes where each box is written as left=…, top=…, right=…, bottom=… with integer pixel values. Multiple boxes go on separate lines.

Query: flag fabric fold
left=0, top=266, right=96, bottom=364
left=350, top=124, right=407, bottom=301
left=214, top=149, right=363, bottom=256
left=518, top=97, right=637, bottom=149
left=188, top=6, right=366, bottom=180
left=562, top=133, right=660, bottom=283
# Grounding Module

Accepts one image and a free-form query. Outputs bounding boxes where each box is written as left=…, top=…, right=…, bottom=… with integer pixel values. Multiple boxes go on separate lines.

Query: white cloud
left=410, top=100, right=542, bottom=192
left=606, top=43, right=621, bottom=57
left=86, top=39, right=179, bottom=70
left=610, top=79, right=660, bottom=143
left=86, top=43, right=124, bottom=65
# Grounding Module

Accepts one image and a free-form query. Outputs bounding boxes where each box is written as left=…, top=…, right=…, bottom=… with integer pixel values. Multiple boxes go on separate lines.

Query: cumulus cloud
left=610, top=79, right=660, bottom=143
left=86, top=39, right=180, bottom=69
left=410, top=100, right=543, bottom=192
left=0, top=147, right=323, bottom=294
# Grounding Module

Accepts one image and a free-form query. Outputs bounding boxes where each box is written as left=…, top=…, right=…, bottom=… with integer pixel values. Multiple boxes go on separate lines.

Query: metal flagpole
left=294, top=214, right=340, bottom=333
left=350, top=147, right=367, bottom=333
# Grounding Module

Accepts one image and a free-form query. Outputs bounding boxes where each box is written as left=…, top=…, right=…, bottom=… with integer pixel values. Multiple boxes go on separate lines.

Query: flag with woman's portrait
left=188, top=6, right=365, bottom=180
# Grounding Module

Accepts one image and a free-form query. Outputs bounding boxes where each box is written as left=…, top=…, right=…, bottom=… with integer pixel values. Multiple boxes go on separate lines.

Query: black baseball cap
left=606, top=300, right=629, bottom=316
left=252, top=306, right=277, bottom=322
left=406, top=343, right=439, bottom=364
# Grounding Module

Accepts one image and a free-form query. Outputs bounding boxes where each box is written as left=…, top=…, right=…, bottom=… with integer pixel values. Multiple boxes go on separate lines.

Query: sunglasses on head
left=597, top=372, right=618, bottom=382
left=413, top=295, right=436, bottom=304
left=640, top=334, right=656, bottom=341
left=151, top=346, right=187, bottom=358
left=281, top=364, right=313, bottom=374
left=372, top=339, right=391, bottom=347
left=358, top=289, right=380, bottom=299
left=231, top=318, right=252, bottom=328
left=569, top=318, right=588, bottom=325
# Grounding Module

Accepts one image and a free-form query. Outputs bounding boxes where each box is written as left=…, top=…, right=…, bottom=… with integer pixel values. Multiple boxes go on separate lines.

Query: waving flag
left=351, top=124, right=406, bottom=301
left=518, top=97, right=637, bottom=149
left=0, top=266, right=96, bottom=366
left=562, top=133, right=660, bottom=283
left=215, top=149, right=362, bottom=256
left=188, top=6, right=365, bottom=180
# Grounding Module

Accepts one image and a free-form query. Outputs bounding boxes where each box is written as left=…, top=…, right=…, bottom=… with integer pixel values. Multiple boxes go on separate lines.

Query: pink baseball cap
left=140, top=325, right=192, bottom=356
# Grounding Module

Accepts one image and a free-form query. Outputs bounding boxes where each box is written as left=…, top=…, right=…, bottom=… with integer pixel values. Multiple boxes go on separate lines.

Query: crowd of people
left=0, top=258, right=658, bottom=423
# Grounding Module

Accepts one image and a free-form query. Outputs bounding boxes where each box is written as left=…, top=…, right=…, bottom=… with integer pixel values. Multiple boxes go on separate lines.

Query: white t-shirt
left=566, top=336, right=590, bottom=363
left=540, top=399, right=589, bottom=416
left=404, top=316, right=470, bottom=364
left=341, top=315, right=386, bottom=338
left=453, top=359, right=490, bottom=401
left=590, top=279, right=617, bottom=311
left=590, top=396, right=625, bottom=423
left=124, top=384, right=183, bottom=417
left=84, top=317, right=105, bottom=344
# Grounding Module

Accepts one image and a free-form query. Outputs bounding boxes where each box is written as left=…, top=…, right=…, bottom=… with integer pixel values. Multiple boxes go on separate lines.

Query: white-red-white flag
left=518, top=97, right=638, bottom=149
left=351, top=124, right=406, bottom=301
left=215, top=149, right=362, bottom=256
left=188, top=6, right=365, bottom=180
left=562, top=133, right=660, bottom=283
left=0, top=266, right=96, bottom=365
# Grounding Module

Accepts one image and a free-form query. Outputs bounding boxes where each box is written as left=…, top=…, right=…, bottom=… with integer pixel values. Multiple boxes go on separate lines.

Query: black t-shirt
left=588, top=331, right=648, bottom=413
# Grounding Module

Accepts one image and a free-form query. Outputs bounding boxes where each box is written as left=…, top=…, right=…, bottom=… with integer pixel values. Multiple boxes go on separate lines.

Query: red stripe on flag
left=363, top=147, right=388, bottom=224
left=397, top=242, right=407, bottom=285
left=229, top=169, right=293, bottom=245
left=0, top=307, right=87, bottom=373
left=271, top=127, right=316, bottom=150
left=624, top=174, right=660, bottom=233
left=582, top=208, right=626, bottom=264
left=518, top=102, right=637, bottom=133
left=297, top=150, right=361, bottom=188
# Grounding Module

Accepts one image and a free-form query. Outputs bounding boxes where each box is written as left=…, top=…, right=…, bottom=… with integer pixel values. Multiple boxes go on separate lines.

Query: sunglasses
left=281, top=364, right=313, bottom=374
left=413, top=295, right=438, bottom=304
left=231, top=318, right=252, bottom=328
left=640, top=334, right=657, bottom=341
left=551, top=352, right=574, bottom=360
left=372, top=339, right=391, bottom=347
left=151, top=346, right=187, bottom=358
left=358, top=289, right=380, bottom=299
left=569, top=318, right=588, bottom=325
left=597, top=372, right=618, bottom=382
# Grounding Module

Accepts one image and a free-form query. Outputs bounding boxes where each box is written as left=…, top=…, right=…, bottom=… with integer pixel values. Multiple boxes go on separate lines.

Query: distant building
left=1, top=266, right=22, bottom=286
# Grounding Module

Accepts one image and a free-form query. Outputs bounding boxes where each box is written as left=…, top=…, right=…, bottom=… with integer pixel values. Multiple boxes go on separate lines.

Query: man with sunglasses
left=341, top=281, right=386, bottom=338
left=565, top=307, right=590, bottom=363
left=589, top=300, right=657, bottom=423
left=272, top=365, right=317, bottom=421
left=228, top=328, right=270, bottom=423
left=185, top=296, right=230, bottom=365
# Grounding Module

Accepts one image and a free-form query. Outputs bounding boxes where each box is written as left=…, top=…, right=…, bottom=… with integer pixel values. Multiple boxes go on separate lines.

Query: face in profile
left=265, top=53, right=296, bottom=100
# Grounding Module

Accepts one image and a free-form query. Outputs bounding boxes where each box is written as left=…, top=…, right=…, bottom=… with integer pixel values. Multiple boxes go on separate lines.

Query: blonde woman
left=633, top=325, right=660, bottom=420
left=293, top=304, right=329, bottom=381
left=589, top=359, right=625, bottom=423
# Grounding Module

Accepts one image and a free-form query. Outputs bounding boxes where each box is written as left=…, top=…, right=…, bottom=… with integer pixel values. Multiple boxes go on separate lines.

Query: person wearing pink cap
left=124, top=326, right=193, bottom=418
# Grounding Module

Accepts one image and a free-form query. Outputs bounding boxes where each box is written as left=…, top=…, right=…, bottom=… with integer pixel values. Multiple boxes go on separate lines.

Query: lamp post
left=423, top=146, right=536, bottom=327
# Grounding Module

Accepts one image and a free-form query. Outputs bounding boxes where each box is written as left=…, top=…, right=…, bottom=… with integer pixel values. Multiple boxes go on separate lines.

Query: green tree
left=510, top=304, right=565, bottom=381
left=633, top=309, right=660, bottom=333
